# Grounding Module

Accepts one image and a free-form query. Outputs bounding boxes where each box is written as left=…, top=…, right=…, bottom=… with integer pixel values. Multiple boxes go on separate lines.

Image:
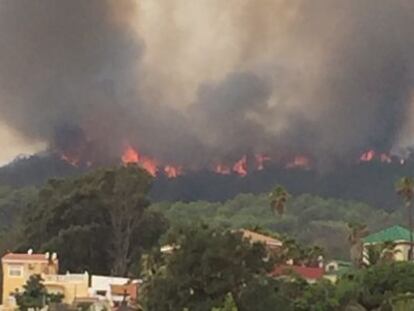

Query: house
left=2, top=251, right=58, bottom=306
left=161, top=229, right=283, bottom=255
left=324, top=260, right=352, bottom=282
left=89, top=275, right=141, bottom=306
left=362, top=225, right=414, bottom=261
left=271, top=265, right=325, bottom=283
left=239, top=229, right=283, bottom=251
left=42, top=272, right=90, bottom=305
left=1, top=251, right=89, bottom=308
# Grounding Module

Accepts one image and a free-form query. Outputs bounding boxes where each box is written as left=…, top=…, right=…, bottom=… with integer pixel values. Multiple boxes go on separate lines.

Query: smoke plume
left=1, top=0, right=414, bottom=168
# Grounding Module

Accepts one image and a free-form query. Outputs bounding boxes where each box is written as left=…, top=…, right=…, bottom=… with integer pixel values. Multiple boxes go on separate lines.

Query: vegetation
left=142, top=224, right=271, bottom=311
left=395, top=176, right=414, bottom=260
left=0, top=166, right=413, bottom=309
left=14, top=274, right=63, bottom=311
left=269, top=185, right=290, bottom=216
left=19, top=165, right=168, bottom=276
left=150, top=193, right=403, bottom=259
left=140, top=222, right=414, bottom=310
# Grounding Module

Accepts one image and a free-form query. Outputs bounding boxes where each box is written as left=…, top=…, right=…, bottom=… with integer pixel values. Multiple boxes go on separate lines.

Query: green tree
left=14, top=274, right=63, bottom=311
left=293, top=279, right=339, bottom=311
left=211, top=293, right=238, bottom=311
left=336, top=262, right=414, bottom=310
left=22, top=165, right=168, bottom=275
left=396, top=177, right=414, bottom=260
left=142, top=224, right=271, bottom=311
left=269, top=185, right=290, bottom=216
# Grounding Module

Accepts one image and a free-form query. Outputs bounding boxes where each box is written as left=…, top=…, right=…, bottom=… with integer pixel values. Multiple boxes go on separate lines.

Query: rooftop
left=363, top=225, right=413, bottom=244
left=240, top=229, right=282, bottom=247
left=2, top=252, right=58, bottom=263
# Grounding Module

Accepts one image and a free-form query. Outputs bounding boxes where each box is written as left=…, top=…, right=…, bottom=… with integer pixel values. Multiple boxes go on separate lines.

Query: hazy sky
left=0, top=123, right=45, bottom=165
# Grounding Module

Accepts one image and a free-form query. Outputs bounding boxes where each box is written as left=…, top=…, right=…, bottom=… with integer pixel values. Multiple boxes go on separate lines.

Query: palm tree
left=348, top=222, right=369, bottom=268
left=396, top=177, right=414, bottom=261
left=269, top=185, right=290, bottom=216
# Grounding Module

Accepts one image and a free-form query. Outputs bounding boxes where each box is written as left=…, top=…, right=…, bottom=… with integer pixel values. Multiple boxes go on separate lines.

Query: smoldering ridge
left=1, top=0, right=414, bottom=168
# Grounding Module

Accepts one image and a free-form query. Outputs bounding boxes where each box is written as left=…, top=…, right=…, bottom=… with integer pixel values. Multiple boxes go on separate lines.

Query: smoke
left=1, top=0, right=414, bottom=168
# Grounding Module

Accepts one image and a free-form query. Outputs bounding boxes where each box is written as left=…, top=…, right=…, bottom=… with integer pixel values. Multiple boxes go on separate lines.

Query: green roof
left=363, top=225, right=413, bottom=244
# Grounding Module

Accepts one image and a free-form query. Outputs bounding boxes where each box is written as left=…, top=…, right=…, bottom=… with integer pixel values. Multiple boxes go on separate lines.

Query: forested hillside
left=151, top=193, right=404, bottom=259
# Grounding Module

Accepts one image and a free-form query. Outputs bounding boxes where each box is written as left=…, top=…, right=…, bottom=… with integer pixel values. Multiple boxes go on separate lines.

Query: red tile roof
left=271, top=265, right=325, bottom=280
left=2, top=253, right=51, bottom=262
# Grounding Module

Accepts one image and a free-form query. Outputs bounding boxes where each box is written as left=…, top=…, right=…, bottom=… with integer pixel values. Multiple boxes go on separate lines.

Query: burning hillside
left=1, top=1, right=414, bottom=172
left=1, top=150, right=413, bottom=211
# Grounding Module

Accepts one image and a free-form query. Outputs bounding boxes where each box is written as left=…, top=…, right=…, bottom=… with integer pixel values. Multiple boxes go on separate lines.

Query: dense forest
left=0, top=178, right=405, bottom=260
left=0, top=153, right=413, bottom=211
left=150, top=193, right=404, bottom=260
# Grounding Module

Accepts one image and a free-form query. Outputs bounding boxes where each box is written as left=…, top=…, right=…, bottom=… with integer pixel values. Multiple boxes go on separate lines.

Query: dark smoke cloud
left=1, top=0, right=414, bottom=168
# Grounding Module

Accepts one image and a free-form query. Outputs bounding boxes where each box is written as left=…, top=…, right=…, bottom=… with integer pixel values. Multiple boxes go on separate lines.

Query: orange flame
left=380, top=153, right=392, bottom=163
left=214, top=164, right=231, bottom=175
left=359, top=150, right=394, bottom=164
left=121, top=145, right=158, bottom=176
left=61, top=153, right=80, bottom=167
left=359, top=150, right=375, bottom=162
left=286, top=155, right=311, bottom=169
left=255, top=154, right=271, bottom=171
left=122, top=146, right=139, bottom=163
left=233, top=156, right=248, bottom=176
left=164, top=165, right=182, bottom=178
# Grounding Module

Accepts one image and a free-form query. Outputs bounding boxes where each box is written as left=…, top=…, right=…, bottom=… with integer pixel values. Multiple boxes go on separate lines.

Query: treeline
left=150, top=193, right=403, bottom=259
left=0, top=174, right=406, bottom=261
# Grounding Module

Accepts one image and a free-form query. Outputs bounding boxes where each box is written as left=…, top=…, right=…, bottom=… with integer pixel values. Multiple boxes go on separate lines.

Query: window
left=96, top=290, right=107, bottom=296
left=8, top=265, right=23, bottom=277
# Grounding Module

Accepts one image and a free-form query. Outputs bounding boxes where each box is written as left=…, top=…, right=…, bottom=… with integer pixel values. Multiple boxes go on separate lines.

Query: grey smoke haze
left=0, top=0, right=414, bottom=168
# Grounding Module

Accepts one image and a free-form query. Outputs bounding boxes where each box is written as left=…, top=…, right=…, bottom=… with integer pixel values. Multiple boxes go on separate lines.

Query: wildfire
left=285, top=155, right=311, bottom=169
left=233, top=156, right=248, bottom=176
left=63, top=143, right=407, bottom=180
left=359, top=150, right=375, bottom=162
left=61, top=153, right=80, bottom=167
left=359, top=150, right=394, bottom=164
left=214, top=164, right=231, bottom=175
left=164, top=165, right=182, bottom=178
left=255, top=154, right=271, bottom=171
left=121, top=145, right=158, bottom=176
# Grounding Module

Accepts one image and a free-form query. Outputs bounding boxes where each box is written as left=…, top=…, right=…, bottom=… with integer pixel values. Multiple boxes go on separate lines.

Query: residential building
left=1, top=251, right=89, bottom=308
left=89, top=275, right=140, bottom=306
left=43, top=272, right=89, bottom=304
left=271, top=265, right=325, bottom=283
left=324, top=260, right=352, bottom=282
left=362, top=225, right=414, bottom=261
left=239, top=229, right=283, bottom=251
left=2, top=251, right=58, bottom=306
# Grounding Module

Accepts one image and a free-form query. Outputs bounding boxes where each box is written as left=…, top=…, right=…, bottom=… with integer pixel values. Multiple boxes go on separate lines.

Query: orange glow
left=359, top=150, right=375, bottom=162
left=379, top=153, right=392, bottom=163
left=61, top=153, right=80, bottom=167
left=233, top=155, right=248, bottom=176
left=286, top=155, right=311, bottom=169
left=122, top=146, right=139, bottom=163
left=255, top=154, right=271, bottom=170
left=164, top=165, right=182, bottom=178
left=121, top=145, right=158, bottom=176
left=214, top=164, right=231, bottom=175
